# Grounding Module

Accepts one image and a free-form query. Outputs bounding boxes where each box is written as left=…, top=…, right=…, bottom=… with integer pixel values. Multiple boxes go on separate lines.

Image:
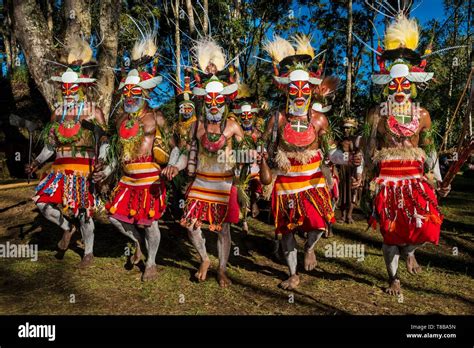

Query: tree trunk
left=203, top=0, right=209, bottom=34
left=95, top=0, right=121, bottom=120
left=63, top=0, right=91, bottom=44
left=344, top=0, right=353, bottom=115
left=11, top=0, right=56, bottom=110
left=172, top=0, right=181, bottom=86
left=185, top=0, right=196, bottom=36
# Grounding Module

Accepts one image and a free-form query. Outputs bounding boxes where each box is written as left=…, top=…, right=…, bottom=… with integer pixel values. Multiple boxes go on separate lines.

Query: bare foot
left=217, top=269, right=232, bottom=288
left=79, top=253, right=94, bottom=268
left=347, top=216, right=355, bottom=224
left=142, top=265, right=158, bottom=282
left=385, top=278, right=402, bottom=296
left=194, top=259, right=211, bottom=282
left=57, top=226, right=76, bottom=251
left=130, top=242, right=143, bottom=265
left=407, top=254, right=422, bottom=275
left=279, top=274, right=300, bottom=290
left=304, top=249, right=317, bottom=271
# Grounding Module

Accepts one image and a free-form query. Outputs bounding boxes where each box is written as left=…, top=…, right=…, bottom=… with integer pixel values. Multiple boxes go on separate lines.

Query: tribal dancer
left=173, top=38, right=270, bottom=287
left=362, top=10, right=451, bottom=295
left=162, top=70, right=197, bottom=217
left=26, top=38, right=106, bottom=267
left=338, top=117, right=363, bottom=224
left=263, top=35, right=361, bottom=290
left=95, top=26, right=169, bottom=281
left=230, top=85, right=266, bottom=236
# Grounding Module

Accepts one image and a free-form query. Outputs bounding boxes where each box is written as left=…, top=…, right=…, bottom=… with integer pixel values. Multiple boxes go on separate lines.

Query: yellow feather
left=263, top=35, right=295, bottom=63
left=292, top=34, right=315, bottom=58
left=384, top=15, right=419, bottom=51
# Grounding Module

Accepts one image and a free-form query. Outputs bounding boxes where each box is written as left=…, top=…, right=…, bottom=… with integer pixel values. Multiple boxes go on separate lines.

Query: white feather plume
left=193, top=38, right=227, bottom=72
left=66, top=38, right=93, bottom=65
left=263, top=35, right=295, bottom=63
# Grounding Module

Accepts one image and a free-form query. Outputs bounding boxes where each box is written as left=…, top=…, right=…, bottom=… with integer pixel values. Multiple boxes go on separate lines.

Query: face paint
left=387, top=77, right=411, bottom=106
left=287, top=80, right=312, bottom=116
left=123, top=84, right=145, bottom=113
left=343, top=125, right=356, bottom=137
left=61, top=83, right=80, bottom=105
left=179, top=101, right=195, bottom=120
left=204, top=92, right=226, bottom=122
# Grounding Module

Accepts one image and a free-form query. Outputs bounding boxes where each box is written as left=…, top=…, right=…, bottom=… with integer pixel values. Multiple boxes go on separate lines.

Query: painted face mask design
left=179, top=101, right=195, bottom=120
left=239, top=104, right=255, bottom=131
left=288, top=80, right=312, bottom=116
left=387, top=77, right=411, bottom=106
left=62, top=83, right=80, bottom=106
left=205, top=92, right=226, bottom=122
left=123, top=84, right=145, bottom=113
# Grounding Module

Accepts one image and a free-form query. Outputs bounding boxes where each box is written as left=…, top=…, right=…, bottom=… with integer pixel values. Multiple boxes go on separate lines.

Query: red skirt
left=106, top=158, right=166, bottom=226
left=369, top=159, right=442, bottom=245
left=272, top=153, right=335, bottom=235
left=33, top=157, right=95, bottom=217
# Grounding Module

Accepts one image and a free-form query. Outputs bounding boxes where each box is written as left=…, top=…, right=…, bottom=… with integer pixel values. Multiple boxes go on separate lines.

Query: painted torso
left=374, top=104, right=429, bottom=149
left=116, top=109, right=158, bottom=160
left=51, top=102, right=98, bottom=149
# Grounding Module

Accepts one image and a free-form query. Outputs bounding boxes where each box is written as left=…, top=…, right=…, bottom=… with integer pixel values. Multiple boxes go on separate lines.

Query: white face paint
left=204, top=92, right=226, bottom=122
left=179, top=102, right=195, bottom=120
left=287, top=80, right=312, bottom=116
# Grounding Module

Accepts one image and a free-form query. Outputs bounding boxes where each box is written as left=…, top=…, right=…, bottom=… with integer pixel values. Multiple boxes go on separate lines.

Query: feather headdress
left=191, top=37, right=238, bottom=99
left=264, top=34, right=323, bottom=86
left=193, top=38, right=227, bottom=73
left=384, top=15, right=419, bottom=51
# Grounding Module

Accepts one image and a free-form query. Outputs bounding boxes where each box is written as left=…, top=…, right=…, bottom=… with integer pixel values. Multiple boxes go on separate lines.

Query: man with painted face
left=167, top=38, right=270, bottom=287
left=263, top=35, right=361, bottom=290
left=363, top=14, right=451, bottom=295
left=94, top=30, right=170, bottom=282
left=25, top=38, right=106, bottom=267
left=162, top=71, right=198, bottom=216
left=230, top=87, right=266, bottom=236
left=338, top=117, right=363, bottom=224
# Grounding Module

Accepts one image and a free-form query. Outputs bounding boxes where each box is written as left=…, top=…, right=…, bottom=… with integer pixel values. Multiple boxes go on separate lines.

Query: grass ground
left=0, top=176, right=472, bottom=315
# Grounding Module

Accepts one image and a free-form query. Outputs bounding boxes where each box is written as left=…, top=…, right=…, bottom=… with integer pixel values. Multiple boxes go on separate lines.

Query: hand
left=25, top=160, right=39, bottom=175
left=92, top=161, right=107, bottom=183
left=351, top=174, right=362, bottom=189
left=162, top=165, right=179, bottom=180
left=92, top=171, right=107, bottom=183
left=256, top=151, right=268, bottom=164
left=437, top=183, right=451, bottom=198
left=350, top=152, right=362, bottom=167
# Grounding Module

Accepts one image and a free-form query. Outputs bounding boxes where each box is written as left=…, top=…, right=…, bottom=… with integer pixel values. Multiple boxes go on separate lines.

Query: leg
left=402, top=244, right=423, bottom=275
left=78, top=211, right=95, bottom=267
left=382, top=244, right=401, bottom=295
left=187, top=226, right=210, bottom=282
left=347, top=201, right=355, bottom=224
left=142, top=221, right=161, bottom=281
left=36, top=202, right=76, bottom=250
left=279, top=232, right=300, bottom=290
left=304, top=230, right=324, bottom=271
left=217, top=223, right=232, bottom=287
left=109, top=216, right=144, bottom=264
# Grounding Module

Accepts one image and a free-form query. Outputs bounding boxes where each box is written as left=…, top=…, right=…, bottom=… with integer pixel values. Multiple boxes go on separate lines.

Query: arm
left=418, top=109, right=444, bottom=186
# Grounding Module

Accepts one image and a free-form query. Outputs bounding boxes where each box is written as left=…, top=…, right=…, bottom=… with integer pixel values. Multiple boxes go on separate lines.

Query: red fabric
left=181, top=185, right=239, bottom=231
left=371, top=160, right=442, bottom=245
left=35, top=170, right=95, bottom=216
left=106, top=157, right=166, bottom=226
left=273, top=188, right=329, bottom=235
left=106, top=181, right=166, bottom=226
